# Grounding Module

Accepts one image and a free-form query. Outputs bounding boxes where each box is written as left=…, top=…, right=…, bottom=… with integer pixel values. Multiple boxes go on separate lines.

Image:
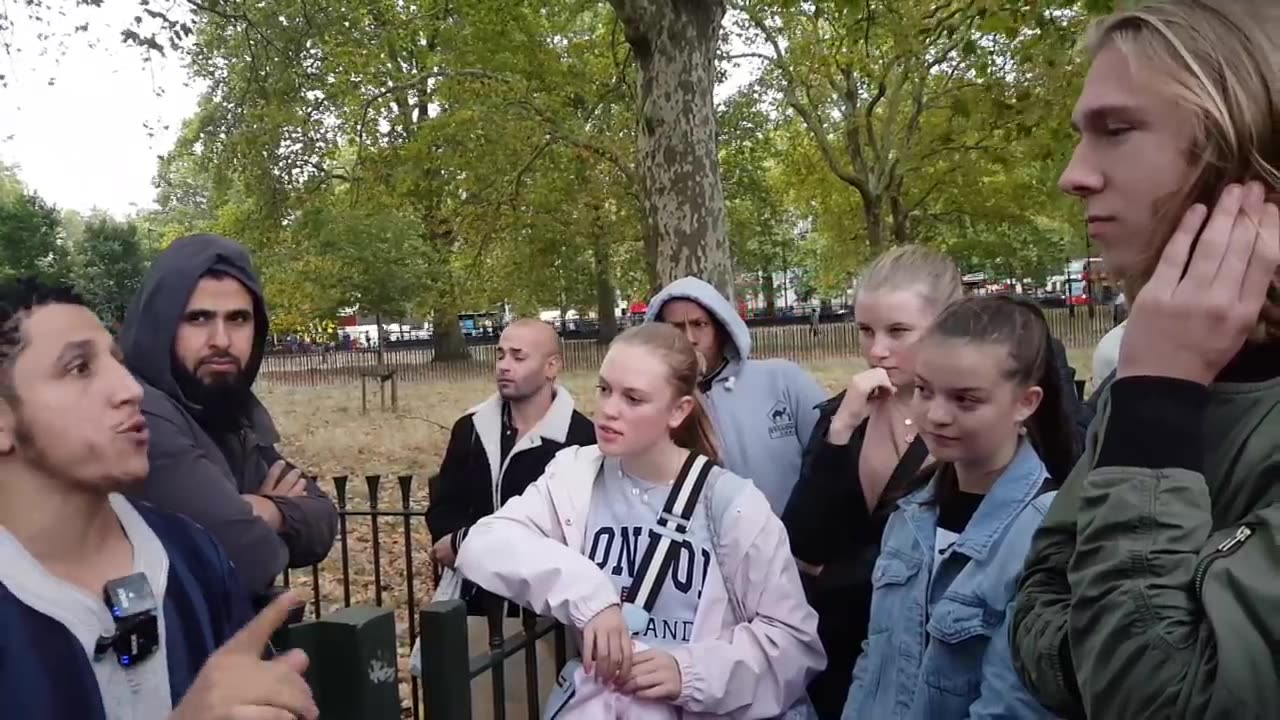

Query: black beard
left=174, top=363, right=251, bottom=430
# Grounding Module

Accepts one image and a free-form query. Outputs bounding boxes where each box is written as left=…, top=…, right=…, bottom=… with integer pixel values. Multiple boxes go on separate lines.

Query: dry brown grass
left=260, top=350, right=1096, bottom=477
left=257, top=349, right=1096, bottom=707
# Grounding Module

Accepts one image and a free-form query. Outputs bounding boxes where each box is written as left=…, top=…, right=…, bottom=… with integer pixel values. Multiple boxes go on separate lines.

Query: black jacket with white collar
left=426, top=387, right=595, bottom=608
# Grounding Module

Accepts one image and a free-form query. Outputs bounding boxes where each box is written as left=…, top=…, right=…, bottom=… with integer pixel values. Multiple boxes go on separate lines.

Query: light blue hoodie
left=646, top=277, right=828, bottom=514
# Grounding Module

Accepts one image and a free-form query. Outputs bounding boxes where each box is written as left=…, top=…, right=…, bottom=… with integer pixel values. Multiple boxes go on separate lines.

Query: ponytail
left=1024, top=328, right=1077, bottom=488
left=673, top=392, right=722, bottom=465
left=927, top=295, right=1080, bottom=489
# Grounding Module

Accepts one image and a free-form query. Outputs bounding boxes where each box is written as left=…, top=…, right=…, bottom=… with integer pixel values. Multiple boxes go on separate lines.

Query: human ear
left=1014, top=385, right=1044, bottom=425
left=0, top=400, right=15, bottom=455
left=667, top=395, right=695, bottom=430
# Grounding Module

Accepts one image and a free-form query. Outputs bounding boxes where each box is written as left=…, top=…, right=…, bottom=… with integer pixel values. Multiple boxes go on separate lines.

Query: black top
left=499, top=401, right=517, bottom=467
left=781, top=391, right=930, bottom=719
left=938, top=489, right=984, bottom=536
left=783, top=392, right=929, bottom=582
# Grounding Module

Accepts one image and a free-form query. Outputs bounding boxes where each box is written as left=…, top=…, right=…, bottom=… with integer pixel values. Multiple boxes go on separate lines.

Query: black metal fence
left=279, top=473, right=562, bottom=720
left=418, top=601, right=567, bottom=720
left=260, top=308, right=1116, bottom=387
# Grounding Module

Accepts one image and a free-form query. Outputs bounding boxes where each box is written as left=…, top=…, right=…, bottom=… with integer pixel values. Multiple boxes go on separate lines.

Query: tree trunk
left=890, top=190, right=912, bottom=245
left=863, top=195, right=887, bottom=253
left=430, top=306, right=470, bottom=362
left=374, top=313, right=385, bottom=367
left=593, top=223, right=619, bottom=344
left=642, top=216, right=660, bottom=296
left=610, top=0, right=732, bottom=300
left=762, top=271, right=777, bottom=317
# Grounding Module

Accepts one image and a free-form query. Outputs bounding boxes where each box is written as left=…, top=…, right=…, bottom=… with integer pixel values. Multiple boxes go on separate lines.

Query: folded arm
left=137, top=408, right=288, bottom=597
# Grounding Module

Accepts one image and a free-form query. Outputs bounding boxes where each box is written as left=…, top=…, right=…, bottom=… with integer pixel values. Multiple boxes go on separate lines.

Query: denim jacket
left=843, top=439, right=1055, bottom=720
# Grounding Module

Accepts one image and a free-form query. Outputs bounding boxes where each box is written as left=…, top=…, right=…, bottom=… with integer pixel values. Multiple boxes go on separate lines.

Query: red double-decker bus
left=1066, top=257, right=1112, bottom=305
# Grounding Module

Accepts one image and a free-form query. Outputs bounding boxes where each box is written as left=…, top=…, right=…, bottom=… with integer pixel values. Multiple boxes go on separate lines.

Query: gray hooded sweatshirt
left=119, top=234, right=338, bottom=600
left=647, top=277, right=827, bottom=513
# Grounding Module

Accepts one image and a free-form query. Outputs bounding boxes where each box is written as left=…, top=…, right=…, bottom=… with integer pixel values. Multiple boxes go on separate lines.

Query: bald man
left=420, top=320, right=593, bottom=715
left=425, top=319, right=595, bottom=602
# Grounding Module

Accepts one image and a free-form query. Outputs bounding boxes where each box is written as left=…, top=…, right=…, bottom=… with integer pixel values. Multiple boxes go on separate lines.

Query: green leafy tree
left=0, top=188, right=68, bottom=284
left=70, top=216, right=149, bottom=326
left=733, top=0, right=1088, bottom=254
left=719, top=86, right=793, bottom=314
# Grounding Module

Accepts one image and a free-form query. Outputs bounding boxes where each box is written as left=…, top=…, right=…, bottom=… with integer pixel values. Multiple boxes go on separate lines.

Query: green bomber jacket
left=1012, top=342, right=1280, bottom=720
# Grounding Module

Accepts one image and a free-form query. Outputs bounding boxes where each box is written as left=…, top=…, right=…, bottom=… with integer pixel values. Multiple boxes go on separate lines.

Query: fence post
left=420, top=599, right=473, bottom=720
left=283, top=605, right=400, bottom=720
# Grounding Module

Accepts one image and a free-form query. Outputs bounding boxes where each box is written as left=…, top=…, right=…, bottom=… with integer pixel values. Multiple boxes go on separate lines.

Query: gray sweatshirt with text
left=647, top=277, right=827, bottom=514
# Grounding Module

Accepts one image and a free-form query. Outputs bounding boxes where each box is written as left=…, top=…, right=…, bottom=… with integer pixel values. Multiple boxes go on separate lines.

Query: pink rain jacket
left=455, top=446, right=824, bottom=719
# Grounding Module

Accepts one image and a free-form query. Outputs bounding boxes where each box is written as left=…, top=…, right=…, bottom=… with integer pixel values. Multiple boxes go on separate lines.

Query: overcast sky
left=0, top=5, right=762, bottom=218
left=0, top=3, right=203, bottom=216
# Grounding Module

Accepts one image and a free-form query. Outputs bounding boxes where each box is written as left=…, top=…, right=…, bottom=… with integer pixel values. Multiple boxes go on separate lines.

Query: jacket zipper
left=1193, top=525, right=1254, bottom=597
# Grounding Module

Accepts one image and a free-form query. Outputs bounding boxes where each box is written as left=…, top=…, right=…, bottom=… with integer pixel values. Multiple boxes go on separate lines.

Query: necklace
left=885, top=400, right=917, bottom=457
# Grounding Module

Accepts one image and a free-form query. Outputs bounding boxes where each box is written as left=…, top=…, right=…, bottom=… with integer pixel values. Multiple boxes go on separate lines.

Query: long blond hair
left=1085, top=0, right=1280, bottom=337
left=610, top=324, right=722, bottom=464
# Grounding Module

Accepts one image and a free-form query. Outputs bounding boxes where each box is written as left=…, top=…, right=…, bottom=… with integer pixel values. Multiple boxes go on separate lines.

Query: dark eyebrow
left=184, top=308, right=252, bottom=320
left=55, top=339, right=94, bottom=366
left=915, top=373, right=983, bottom=395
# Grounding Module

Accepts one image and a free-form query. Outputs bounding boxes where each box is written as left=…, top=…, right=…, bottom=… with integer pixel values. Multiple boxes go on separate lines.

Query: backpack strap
left=622, top=453, right=714, bottom=624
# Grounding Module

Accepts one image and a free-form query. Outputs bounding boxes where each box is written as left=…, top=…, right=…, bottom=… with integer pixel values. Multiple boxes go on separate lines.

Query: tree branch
left=185, top=0, right=288, bottom=58
left=741, top=7, right=865, bottom=193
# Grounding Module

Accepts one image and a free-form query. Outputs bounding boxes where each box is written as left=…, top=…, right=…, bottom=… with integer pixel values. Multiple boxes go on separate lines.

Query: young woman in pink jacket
left=454, top=323, right=825, bottom=719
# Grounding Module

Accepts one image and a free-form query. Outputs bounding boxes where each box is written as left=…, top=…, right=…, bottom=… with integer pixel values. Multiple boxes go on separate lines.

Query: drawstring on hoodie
left=698, top=357, right=730, bottom=393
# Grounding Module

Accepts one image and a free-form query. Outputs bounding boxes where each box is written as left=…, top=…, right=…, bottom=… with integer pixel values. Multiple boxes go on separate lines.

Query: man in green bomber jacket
left=1012, top=2, right=1280, bottom=719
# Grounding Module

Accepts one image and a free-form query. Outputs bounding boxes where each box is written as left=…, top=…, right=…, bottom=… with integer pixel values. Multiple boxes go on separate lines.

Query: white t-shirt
left=1093, top=321, right=1127, bottom=385
left=584, top=459, right=713, bottom=648
left=0, top=493, right=172, bottom=719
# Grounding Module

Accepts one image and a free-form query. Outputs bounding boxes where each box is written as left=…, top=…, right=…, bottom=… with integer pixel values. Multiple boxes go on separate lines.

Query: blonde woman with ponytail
left=454, top=323, right=824, bottom=719
left=1014, top=1, right=1280, bottom=718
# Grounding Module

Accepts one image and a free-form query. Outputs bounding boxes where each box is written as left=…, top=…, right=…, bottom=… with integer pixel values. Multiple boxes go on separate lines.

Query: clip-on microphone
left=92, top=572, right=160, bottom=667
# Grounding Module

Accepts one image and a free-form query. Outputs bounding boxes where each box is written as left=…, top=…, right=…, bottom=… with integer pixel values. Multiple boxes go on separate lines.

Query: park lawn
left=259, top=349, right=1096, bottom=479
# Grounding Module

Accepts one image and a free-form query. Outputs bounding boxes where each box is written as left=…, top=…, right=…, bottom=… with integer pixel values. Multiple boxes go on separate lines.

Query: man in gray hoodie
left=646, top=277, right=828, bottom=513
left=119, top=234, right=338, bottom=605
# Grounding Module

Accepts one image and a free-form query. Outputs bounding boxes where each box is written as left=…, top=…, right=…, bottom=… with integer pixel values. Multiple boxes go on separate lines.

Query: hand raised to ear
left=1117, top=181, right=1280, bottom=385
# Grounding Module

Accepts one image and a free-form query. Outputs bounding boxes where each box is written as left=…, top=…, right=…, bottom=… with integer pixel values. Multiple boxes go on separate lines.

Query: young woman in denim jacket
left=842, top=297, right=1075, bottom=720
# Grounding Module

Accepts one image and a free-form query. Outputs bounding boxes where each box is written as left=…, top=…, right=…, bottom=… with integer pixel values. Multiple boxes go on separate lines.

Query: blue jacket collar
left=901, top=438, right=1048, bottom=562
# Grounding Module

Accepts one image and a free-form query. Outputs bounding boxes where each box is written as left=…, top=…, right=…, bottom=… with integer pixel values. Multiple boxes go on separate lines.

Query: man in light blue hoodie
left=646, top=277, right=828, bottom=513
